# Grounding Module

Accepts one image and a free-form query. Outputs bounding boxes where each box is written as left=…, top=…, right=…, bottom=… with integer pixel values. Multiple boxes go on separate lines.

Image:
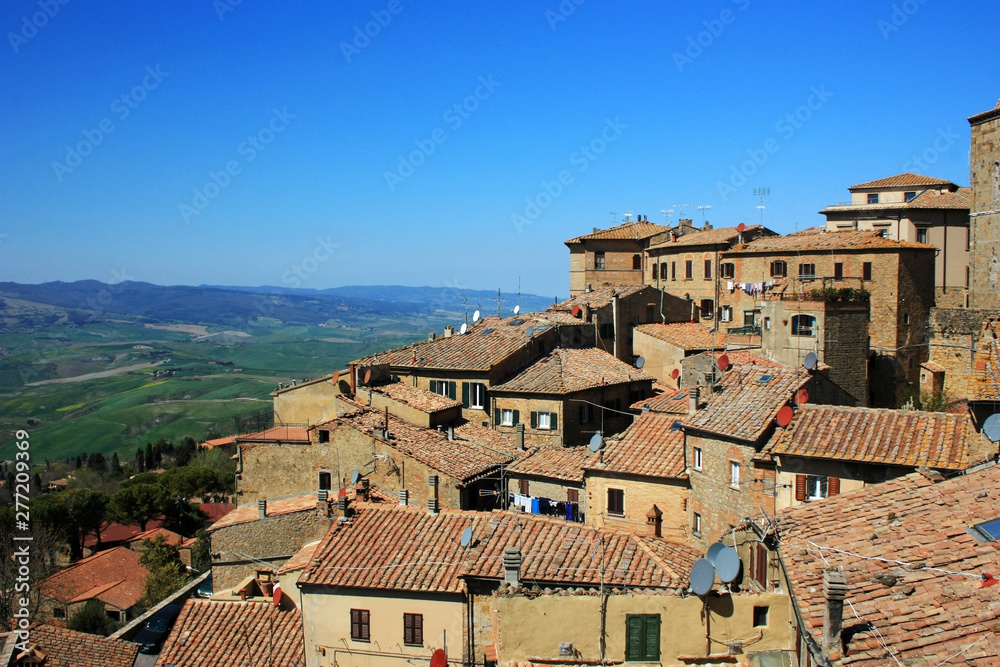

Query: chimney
left=582, top=303, right=592, bottom=323
left=428, top=475, right=440, bottom=515
left=515, top=424, right=525, bottom=451
left=398, top=489, right=409, bottom=506
left=447, top=425, right=454, bottom=441
left=443, top=325, right=454, bottom=338
left=316, top=490, right=328, bottom=510
left=428, top=332, right=436, bottom=342
left=703, top=221, right=712, bottom=230
left=688, top=387, right=700, bottom=415
left=337, top=495, right=349, bottom=517
left=822, top=570, right=848, bottom=659
left=257, top=499, right=267, bottom=520
left=646, top=505, right=663, bottom=538
left=503, top=546, right=522, bottom=586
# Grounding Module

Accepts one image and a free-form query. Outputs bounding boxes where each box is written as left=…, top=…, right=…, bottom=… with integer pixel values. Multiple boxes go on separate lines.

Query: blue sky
left=1, top=1, right=997, bottom=300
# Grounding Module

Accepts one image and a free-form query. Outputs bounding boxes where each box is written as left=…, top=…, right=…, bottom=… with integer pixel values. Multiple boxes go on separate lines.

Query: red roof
left=127, top=526, right=184, bottom=546
left=40, top=546, right=149, bottom=610
left=592, top=413, right=687, bottom=478
left=635, top=322, right=724, bottom=351
left=208, top=495, right=318, bottom=532
left=12, top=623, right=138, bottom=667
left=198, top=502, right=236, bottom=525
left=491, top=348, right=653, bottom=395
left=565, top=220, right=668, bottom=243
left=83, top=518, right=164, bottom=548
left=848, top=172, right=955, bottom=189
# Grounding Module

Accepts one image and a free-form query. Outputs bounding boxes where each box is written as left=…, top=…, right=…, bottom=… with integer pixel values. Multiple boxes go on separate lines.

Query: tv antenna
left=495, top=289, right=505, bottom=319
left=753, top=187, right=770, bottom=226
left=697, top=205, right=711, bottom=224
left=660, top=208, right=673, bottom=225
left=460, top=296, right=470, bottom=325
left=673, top=204, right=692, bottom=220
left=515, top=277, right=522, bottom=314
left=622, top=210, right=634, bottom=222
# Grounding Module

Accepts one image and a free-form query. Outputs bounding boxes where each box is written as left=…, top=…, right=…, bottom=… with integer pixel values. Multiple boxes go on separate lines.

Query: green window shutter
left=530, top=412, right=537, bottom=428
left=429, top=380, right=437, bottom=393
left=449, top=381, right=456, bottom=400
left=512, top=409, right=520, bottom=425
left=626, top=616, right=642, bottom=661
left=461, top=382, right=469, bottom=408
left=644, top=615, right=660, bottom=660
left=494, top=408, right=501, bottom=426
left=550, top=413, right=558, bottom=430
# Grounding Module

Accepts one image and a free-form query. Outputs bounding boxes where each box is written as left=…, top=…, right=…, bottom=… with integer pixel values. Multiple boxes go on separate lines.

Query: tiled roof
left=198, top=502, right=235, bottom=525
left=454, top=421, right=521, bottom=458
left=634, top=323, right=723, bottom=351
left=13, top=623, right=138, bottom=667
left=848, top=172, right=956, bottom=189
left=39, top=546, right=148, bottom=610
left=491, top=348, right=653, bottom=395
left=276, top=540, right=322, bottom=575
left=968, top=318, right=1000, bottom=402
left=648, top=224, right=771, bottom=250
left=549, top=284, right=649, bottom=312
left=766, top=405, right=985, bottom=470
left=506, top=447, right=596, bottom=483
left=352, top=316, right=550, bottom=371
left=565, top=221, right=668, bottom=243
left=630, top=386, right=694, bottom=413
left=236, top=426, right=310, bottom=443
left=591, top=413, right=686, bottom=478
left=127, top=527, right=184, bottom=546
left=820, top=187, right=971, bottom=214
left=373, top=380, right=462, bottom=412
left=708, top=350, right=783, bottom=368
left=727, top=229, right=934, bottom=254
left=682, top=365, right=809, bottom=443
left=83, top=518, right=165, bottom=548
left=157, top=600, right=304, bottom=667
left=778, top=465, right=1000, bottom=665
left=208, top=494, right=318, bottom=532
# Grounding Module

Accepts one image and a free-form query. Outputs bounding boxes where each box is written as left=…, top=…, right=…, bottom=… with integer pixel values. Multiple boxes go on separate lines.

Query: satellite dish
left=983, top=413, right=1000, bottom=443
left=473, top=310, right=481, bottom=323
left=460, top=526, right=473, bottom=547
left=690, top=558, right=715, bottom=596
left=513, top=305, right=520, bottom=315
left=776, top=405, right=794, bottom=427
left=715, top=547, right=741, bottom=583
left=332, top=370, right=340, bottom=384
left=572, top=304, right=581, bottom=317
left=526, top=326, right=535, bottom=338
left=635, top=356, right=645, bottom=369
left=430, top=649, right=448, bottom=667
left=459, top=323, right=468, bottom=335
left=363, top=369, right=372, bottom=384
left=737, top=222, right=746, bottom=232
left=795, top=388, right=809, bottom=406
left=706, top=542, right=726, bottom=567
left=588, top=433, right=604, bottom=452
left=717, top=354, right=730, bottom=371
left=671, top=368, right=679, bottom=380
left=803, top=352, right=818, bottom=370
left=351, top=470, right=361, bottom=484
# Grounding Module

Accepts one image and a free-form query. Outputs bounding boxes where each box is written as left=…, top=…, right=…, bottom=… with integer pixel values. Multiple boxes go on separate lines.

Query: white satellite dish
left=459, top=323, right=468, bottom=335
left=472, top=310, right=481, bottom=323
left=690, top=558, right=715, bottom=596
left=526, top=326, right=535, bottom=338
left=715, top=547, right=741, bottom=583
left=803, top=352, right=818, bottom=370
left=350, top=470, right=361, bottom=484
left=635, top=356, right=645, bottom=369
left=588, top=432, right=603, bottom=452
left=706, top=541, right=726, bottom=567
left=513, top=305, right=520, bottom=315
left=460, top=526, right=473, bottom=547
left=983, top=413, right=1000, bottom=443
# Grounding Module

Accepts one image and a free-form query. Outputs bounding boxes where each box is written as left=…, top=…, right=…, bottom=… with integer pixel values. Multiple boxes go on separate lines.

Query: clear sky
left=1, top=1, right=997, bottom=300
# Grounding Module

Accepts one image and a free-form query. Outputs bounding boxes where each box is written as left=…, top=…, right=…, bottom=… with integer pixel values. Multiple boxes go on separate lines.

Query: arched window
left=791, top=314, right=816, bottom=337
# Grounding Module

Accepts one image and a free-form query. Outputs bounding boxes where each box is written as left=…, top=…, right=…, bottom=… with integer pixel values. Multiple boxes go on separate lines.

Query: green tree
left=191, top=529, right=211, bottom=572
left=88, top=452, right=107, bottom=473
left=145, top=443, right=154, bottom=469
left=139, top=535, right=187, bottom=607
left=135, top=447, right=145, bottom=473
left=109, top=484, right=167, bottom=531
left=110, top=452, right=122, bottom=473
left=160, top=467, right=224, bottom=499
left=67, top=599, right=115, bottom=636
left=33, top=488, right=109, bottom=561
left=75, top=456, right=82, bottom=469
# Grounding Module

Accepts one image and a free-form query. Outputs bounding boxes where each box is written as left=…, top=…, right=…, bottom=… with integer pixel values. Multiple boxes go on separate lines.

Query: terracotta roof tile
left=157, top=600, right=304, bottom=667
left=276, top=540, right=322, bottom=575
left=591, top=413, right=686, bottom=478
left=565, top=221, right=668, bottom=243
left=647, top=224, right=772, bottom=249
left=83, top=519, right=165, bottom=548
left=820, top=187, right=971, bottom=214
left=127, top=526, right=185, bottom=546
left=506, top=447, right=596, bottom=483
left=778, top=465, right=1000, bottom=665
left=208, top=494, right=318, bottom=532
left=682, top=365, right=809, bottom=443
left=630, top=386, right=693, bottom=413
left=727, top=229, right=934, bottom=253
left=39, top=546, right=148, bottom=610
left=766, top=405, right=986, bottom=470
left=968, top=318, right=1000, bottom=402
left=236, top=426, right=310, bottom=443
left=848, top=172, right=956, bottom=189
left=491, top=348, right=653, bottom=394
left=635, top=323, right=724, bottom=351
left=549, top=284, right=650, bottom=311
left=373, top=380, right=461, bottom=412
left=198, top=502, right=235, bottom=525
left=14, top=623, right=138, bottom=667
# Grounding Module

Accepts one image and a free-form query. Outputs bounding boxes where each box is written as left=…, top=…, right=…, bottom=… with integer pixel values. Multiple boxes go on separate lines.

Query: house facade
left=565, top=218, right=668, bottom=296
left=967, top=99, right=1000, bottom=310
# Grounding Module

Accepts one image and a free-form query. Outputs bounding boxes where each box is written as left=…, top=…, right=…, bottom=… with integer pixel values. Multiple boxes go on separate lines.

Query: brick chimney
left=515, top=424, right=525, bottom=451
left=646, top=505, right=663, bottom=538
left=257, top=499, right=267, bottom=520
left=428, top=475, right=439, bottom=515
left=688, top=387, right=700, bottom=415
left=443, top=325, right=454, bottom=338
left=503, top=546, right=521, bottom=586
left=822, top=570, right=848, bottom=659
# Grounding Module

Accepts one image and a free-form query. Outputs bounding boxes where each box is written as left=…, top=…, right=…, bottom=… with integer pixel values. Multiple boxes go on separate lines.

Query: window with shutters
left=500, top=409, right=516, bottom=426
left=685, top=259, right=693, bottom=280
left=625, top=614, right=660, bottom=661
left=671, top=261, right=676, bottom=280
left=700, top=299, right=714, bottom=320
left=595, top=252, right=606, bottom=269
left=750, top=542, right=768, bottom=588
left=607, top=488, right=624, bottom=516
left=403, top=613, right=423, bottom=646
left=770, top=260, right=787, bottom=278
left=652, top=263, right=658, bottom=280
left=798, top=263, right=816, bottom=280
left=720, top=262, right=735, bottom=279
left=704, top=259, right=713, bottom=279
left=533, top=411, right=555, bottom=430
left=350, top=609, right=370, bottom=642
left=795, top=475, right=839, bottom=501
left=429, top=380, right=456, bottom=399
left=862, top=262, right=872, bottom=281
left=518, top=479, right=529, bottom=495
left=464, top=382, right=486, bottom=409
left=834, top=262, right=844, bottom=280
left=567, top=488, right=579, bottom=503
left=791, top=315, right=815, bottom=337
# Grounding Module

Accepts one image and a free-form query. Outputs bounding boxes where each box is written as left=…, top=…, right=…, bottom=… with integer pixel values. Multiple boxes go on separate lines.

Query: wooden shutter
left=530, top=411, right=537, bottom=428
left=448, top=381, right=456, bottom=399
left=361, top=609, right=369, bottom=640
left=413, top=613, right=422, bottom=645
left=512, top=409, right=520, bottom=425
left=461, top=382, right=469, bottom=407
left=550, top=413, right=558, bottom=430
left=404, top=613, right=413, bottom=645
left=626, top=616, right=642, bottom=660
left=494, top=408, right=501, bottom=426
left=754, top=543, right=768, bottom=585
left=795, top=475, right=807, bottom=501
left=644, top=615, right=660, bottom=660
left=567, top=488, right=579, bottom=503
left=429, top=380, right=437, bottom=394
left=351, top=609, right=360, bottom=639
left=519, top=479, right=529, bottom=495
left=828, top=476, right=840, bottom=496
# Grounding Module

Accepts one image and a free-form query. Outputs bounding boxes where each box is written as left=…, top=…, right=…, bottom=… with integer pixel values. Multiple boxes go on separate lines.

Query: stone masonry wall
left=926, top=307, right=996, bottom=402
left=969, top=105, right=1000, bottom=309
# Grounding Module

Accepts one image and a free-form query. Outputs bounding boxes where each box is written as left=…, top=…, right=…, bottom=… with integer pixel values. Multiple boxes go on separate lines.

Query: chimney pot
left=399, top=489, right=409, bottom=506
left=257, top=499, right=267, bottom=520
left=515, top=424, right=526, bottom=451
left=646, top=505, right=663, bottom=538
left=822, top=569, right=848, bottom=659
left=427, top=498, right=440, bottom=515
left=428, top=332, right=436, bottom=342
left=688, top=387, right=700, bottom=415
left=503, top=546, right=522, bottom=586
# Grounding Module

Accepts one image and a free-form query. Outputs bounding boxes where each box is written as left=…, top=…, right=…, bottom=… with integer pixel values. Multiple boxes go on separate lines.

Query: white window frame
left=730, top=461, right=740, bottom=488
left=692, top=447, right=703, bottom=472
left=806, top=475, right=828, bottom=500
left=537, top=412, right=552, bottom=430
left=501, top=409, right=515, bottom=426
left=720, top=306, right=732, bottom=322
left=434, top=380, right=450, bottom=397
left=469, top=383, right=486, bottom=410
left=693, top=512, right=702, bottom=536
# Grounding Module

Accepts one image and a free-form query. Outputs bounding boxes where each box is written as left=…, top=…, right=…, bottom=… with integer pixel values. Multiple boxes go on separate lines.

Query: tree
left=75, top=456, right=82, bottom=469
left=109, top=484, right=167, bottom=531
left=0, top=507, right=60, bottom=631
left=67, top=599, right=115, bottom=636
left=191, top=529, right=211, bottom=572
left=32, top=488, right=109, bottom=561
left=110, top=452, right=122, bottom=474
left=174, top=436, right=197, bottom=467
left=145, top=443, right=154, bottom=469
left=31, top=472, right=42, bottom=492
left=139, top=535, right=187, bottom=607
left=88, top=452, right=107, bottom=473
left=160, top=467, right=224, bottom=499
left=135, top=447, right=145, bottom=473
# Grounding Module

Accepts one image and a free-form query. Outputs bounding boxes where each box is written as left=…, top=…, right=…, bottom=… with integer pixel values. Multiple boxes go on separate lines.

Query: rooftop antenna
left=660, top=208, right=674, bottom=225
left=673, top=204, right=692, bottom=220
left=697, top=205, right=712, bottom=225
left=622, top=210, right=634, bottom=223
left=609, top=211, right=617, bottom=224
left=495, top=289, right=505, bottom=319
left=515, top=277, right=522, bottom=314
left=460, top=296, right=470, bottom=326
left=753, top=187, right=770, bottom=226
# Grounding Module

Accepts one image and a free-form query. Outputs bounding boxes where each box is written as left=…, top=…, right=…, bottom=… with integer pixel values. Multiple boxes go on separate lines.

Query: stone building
left=632, top=322, right=724, bottom=388
left=820, top=172, right=971, bottom=308
left=968, top=98, right=1000, bottom=309
left=565, top=218, right=667, bottom=296
left=504, top=445, right=594, bottom=521
left=37, top=546, right=149, bottom=625
left=967, top=317, right=1000, bottom=429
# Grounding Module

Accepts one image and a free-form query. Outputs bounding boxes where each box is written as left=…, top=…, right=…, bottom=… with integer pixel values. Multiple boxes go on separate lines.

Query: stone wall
left=925, top=307, right=996, bottom=402
left=272, top=376, right=346, bottom=426
left=584, top=472, right=689, bottom=540
left=969, top=103, right=1000, bottom=309
left=685, top=433, right=760, bottom=551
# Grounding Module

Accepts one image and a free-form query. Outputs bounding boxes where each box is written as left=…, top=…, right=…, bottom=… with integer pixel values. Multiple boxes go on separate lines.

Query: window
left=464, top=382, right=487, bottom=410
left=973, top=517, right=1000, bottom=541
left=750, top=542, right=768, bottom=587
left=318, top=429, right=330, bottom=443
left=720, top=305, right=733, bottom=322
left=106, top=609, right=122, bottom=622
left=770, top=260, right=787, bottom=277
left=904, top=191, right=917, bottom=202
left=607, top=488, right=624, bottom=516
left=692, top=447, right=703, bottom=471
left=729, top=461, right=740, bottom=488
left=52, top=607, right=67, bottom=619
left=579, top=404, right=593, bottom=424
left=720, top=262, right=735, bottom=279
left=318, top=471, right=332, bottom=491
left=567, top=488, right=579, bottom=503
left=692, top=512, right=702, bottom=537
left=867, top=193, right=879, bottom=204
left=862, top=262, right=872, bottom=281
left=704, top=259, right=713, bottom=279
left=625, top=615, right=660, bottom=662
left=753, top=606, right=769, bottom=628
left=599, top=322, right=615, bottom=340
left=798, top=263, right=816, bottom=280
left=429, top=380, right=456, bottom=399
left=700, top=299, right=714, bottom=320
left=807, top=475, right=827, bottom=499
left=916, top=228, right=927, bottom=244
left=685, top=260, right=693, bottom=280
left=518, top=479, right=529, bottom=495
left=834, top=262, right=843, bottom=280
left=671, top=262, right=676, bottom=280
left=764, top=317, right=771, bottom=331
left=652, top=263, right=658, bottom=280
left=531, top=411, right=557, bottom=430
left=795, top=475, right=840, bottom=501
left=903, top=313, right=910, bottom=325
left=595, top=252, right=605, bottom=269
left=631, top=254, right=641, bottom=270
left=350, top=609, right=370, bottom=642
left=403, top=613, right=423, bottom=646
left=499, top=409, right=518, bottom=426
left=791, top=314, right=815, bottom=336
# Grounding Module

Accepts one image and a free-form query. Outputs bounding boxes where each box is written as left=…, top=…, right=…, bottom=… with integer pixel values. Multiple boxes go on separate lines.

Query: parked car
left=196, top=573, right=213, bottom=599
left=133, top=604, right=183, bottom=654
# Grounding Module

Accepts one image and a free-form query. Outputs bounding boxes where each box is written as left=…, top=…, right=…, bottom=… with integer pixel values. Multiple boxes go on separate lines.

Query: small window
left=599, top=322, right=615, bottom=340
left=318, top=471, right=332, bottom=491
left=567, top=488, right=579, bottom=503
left=607, top=488, right=624, bottom=516
left=720, top=305, right=733, bottom=322
left=501, top=409, right=515, bottom=426
left=791, top=314, right=816, bottom=337
left=660, top=262, right=668, bottom=281
left=518, top=479, right=529, bottom=496
left=52, top=607, right=67, bottom=619
left=834, top=263, right=843, bottom=280
left=579, top=404, right=593, bottom=424
left=730, top=461, right=740, bottom=488
left=693, top=447, right=703, bottom=471
left=468, top=383, right=487, bottom=410
left=903, top=313, right=910, bottom=325
left=595, top=252, right=606, bottom=269
left=807, top=475, right=828, bottom=499
left=863, top=262, right=872, bottom=281
left=753, top=606, right=769, bottom=628
left=973, top=518, right=1000, bottom=541
left=720, top=262, right=735, bottom=279
left=867, top=193, right=879, bottom=204
left=625, top=614, right=660, bottom=662
left=351, top=609, right=370, bottom=642
left=904, top=191, right=916, bottom=202
left=671, top=262, right=677, bottom=281
left=704, top=259, right=713, bottom=280
left=700, top=299, right=714, bottom=320
left=538, top=412, right=552, bottom=430
left=404, top=613, right=423, bottom=646
left=106, top=609, right=122, bottom=621
left=798, top=263, right=816, bottom=280
left=770, top=260, right=787, bottom=278
left=632, top=254, right=641, bottom=269
left=685, top=260, right=693, bottom=280
left=652, top=263, right=658, bottom=280
left=318, top=429, right=330, bottom=443
left=916, top=228, right=927, bottom=244
left=692, top=512, right=702, bottom=536
left=764, top=317, right=771, bottom=331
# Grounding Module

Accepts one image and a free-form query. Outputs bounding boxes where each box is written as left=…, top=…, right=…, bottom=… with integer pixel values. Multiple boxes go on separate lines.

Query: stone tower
left=968, top=98, right=1000, bottom=309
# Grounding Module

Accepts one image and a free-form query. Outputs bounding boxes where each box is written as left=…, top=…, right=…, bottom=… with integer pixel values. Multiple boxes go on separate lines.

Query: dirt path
left=26, top=359, right=170, bottom=386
